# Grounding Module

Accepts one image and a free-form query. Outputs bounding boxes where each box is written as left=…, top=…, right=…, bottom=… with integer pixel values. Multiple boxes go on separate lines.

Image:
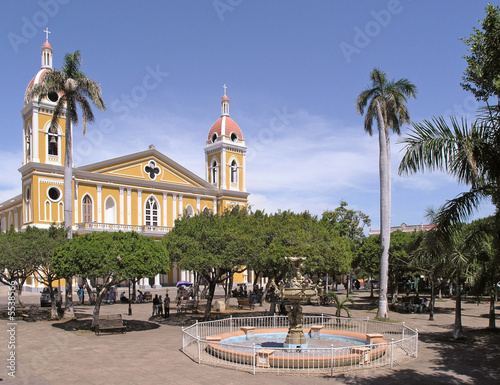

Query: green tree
left=461, top=4, right=500, bottom=102
left=53, top=231, right=169, bottom=327
left=355, top=235, right=380, bottom=297
left=356, top=68, right=417, bottom=318
left=26, top=51, right=106, bottom=318
left=0, top=228, right=38, bottom=307
left=28, top=226, right=68, bottom=319
left=164, top=207, right=257, bottom=320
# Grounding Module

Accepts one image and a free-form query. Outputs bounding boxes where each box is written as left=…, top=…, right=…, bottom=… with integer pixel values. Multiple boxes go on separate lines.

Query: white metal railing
left=76, top=222, right=172, bottom=234
left=181, top=315, right=418, bottom=375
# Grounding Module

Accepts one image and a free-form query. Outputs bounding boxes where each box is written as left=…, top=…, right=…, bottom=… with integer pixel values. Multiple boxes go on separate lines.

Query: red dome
left=42, top=41, right=52, bottom=50
left=24, top=68, right=51, bottom=102
left=221, top=95, right=229, bottom=100
left=208, top=116, right=243, bottom=141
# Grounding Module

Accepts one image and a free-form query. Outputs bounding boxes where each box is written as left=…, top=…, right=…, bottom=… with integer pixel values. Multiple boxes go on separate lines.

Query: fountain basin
left=206, top=328, right=387, bottom=368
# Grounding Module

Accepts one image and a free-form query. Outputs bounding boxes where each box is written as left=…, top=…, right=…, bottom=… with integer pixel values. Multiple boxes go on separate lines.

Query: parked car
left=369, top=280, right=379, bottom=289
left=40, top=287, right=61, bottom=307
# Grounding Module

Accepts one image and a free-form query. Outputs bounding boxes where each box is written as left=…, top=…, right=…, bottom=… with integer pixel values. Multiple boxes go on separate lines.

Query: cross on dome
left=223, top=84, right=227, bottom=96
left=43, top=27, right=51, bottom=43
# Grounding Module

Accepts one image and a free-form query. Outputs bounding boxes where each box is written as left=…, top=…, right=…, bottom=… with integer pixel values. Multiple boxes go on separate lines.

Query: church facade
left=0, top=36, right=250, bottom=291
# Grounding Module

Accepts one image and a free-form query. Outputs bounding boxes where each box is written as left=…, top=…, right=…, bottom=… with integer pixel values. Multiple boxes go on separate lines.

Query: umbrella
left=176, top=281, right=193, bottom=287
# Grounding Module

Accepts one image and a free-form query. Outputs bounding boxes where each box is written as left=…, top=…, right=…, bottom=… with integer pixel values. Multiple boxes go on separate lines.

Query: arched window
left=26, top=123, right=32, bottom=162
left=145, top=196, right=158, bottom=226
left=184, top=205, right=194, bottom=218
left=104, top=196, right=116, bottom=224
left=230, top=159, right=238, bottom=185
left=82, top=195, right=93, bottom=223
left=211, top=159, right=218, bottom=186
left=25, top=186, right=32, bottom=223
left=48, top=126, right=58, bottom=156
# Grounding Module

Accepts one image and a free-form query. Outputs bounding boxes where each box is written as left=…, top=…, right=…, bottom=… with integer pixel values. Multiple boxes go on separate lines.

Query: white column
left=97, top=185, right=102, bottom=223
left=119, top=188, right=124, bottom=225
left=213, top=198, right=217, bottom=214
left=173, top=262, right=178, bottom=283
left=172, top=194, right=177, bottom=221
left=179, top=194, right=183, bottom=218
left=32, top=107, right=40, bottom=162
left=137, top=189, right=142, bottom=225
left=196, top=196, right=200, bottom=213
left=153, top=273, right=162, bottom=289
left=163, top=193, right=167, bottom=227
left=242, top=152, right=247, bottom=192
left=127, top=188, right=132, bottom=225
left=14, top=208, right=18, bottom=231
left=74, top=182, right=79, bottom=224
left=221, top=150, right=227, bottom=189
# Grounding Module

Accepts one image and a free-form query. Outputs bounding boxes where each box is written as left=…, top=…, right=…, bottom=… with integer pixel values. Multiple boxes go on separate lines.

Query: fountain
left=182, top=255, right=419, bottom=374
left=279, top=256, right=317, bottom=349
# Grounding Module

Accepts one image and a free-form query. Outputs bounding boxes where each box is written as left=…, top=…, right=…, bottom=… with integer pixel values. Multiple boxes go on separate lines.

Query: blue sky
left=0, top=0, right=497, bottom=232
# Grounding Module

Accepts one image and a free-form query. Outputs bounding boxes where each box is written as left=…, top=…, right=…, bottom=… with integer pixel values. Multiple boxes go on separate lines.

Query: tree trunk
left=203, top=280, right=217, bottom=321
left=63, top=279, right=75, bottom=319
left=50, top=289, right=59, bottom=320
left=85, top=279, right=96, bottom=305
left=489, top=283, right=496, bottom=329
left=376, top=101, right=391, bottom=319
left=91, top=295, right=104, bottom=329
left=16, top=285, right=25, bottom=308
left=452, top=271, right=464, bottom=339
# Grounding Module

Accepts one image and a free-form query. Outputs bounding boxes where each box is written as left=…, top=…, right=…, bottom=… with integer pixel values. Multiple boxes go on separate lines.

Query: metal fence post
left=253, top=343, right=256, bottom=375
left=415, top=329, right=418, bottom=357
left=230, top=315, right=233, bottom=332
left=330, top=344, right=334, bottom=376
left=390, top=338, right=394, bottom=369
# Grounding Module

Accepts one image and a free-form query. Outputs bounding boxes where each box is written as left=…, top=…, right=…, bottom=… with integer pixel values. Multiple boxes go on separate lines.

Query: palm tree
left=356, top=68, right=417, bottom=319
left=399, top=113, right=500, bottom=335
left=26, top=51, right=106, bottom=318
left=328, top=291, right=354, bottom=318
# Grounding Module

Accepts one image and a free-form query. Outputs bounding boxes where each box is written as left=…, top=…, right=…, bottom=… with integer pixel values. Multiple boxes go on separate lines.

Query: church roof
left=25, top=68, right=51, bottom=103
left=208, top=116, right=243, bottom=141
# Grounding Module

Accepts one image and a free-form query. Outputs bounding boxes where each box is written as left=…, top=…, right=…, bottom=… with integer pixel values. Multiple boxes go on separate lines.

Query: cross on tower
left=43, top=27, right=51, bottom=42
left=223, top=84, right=227, bottom=96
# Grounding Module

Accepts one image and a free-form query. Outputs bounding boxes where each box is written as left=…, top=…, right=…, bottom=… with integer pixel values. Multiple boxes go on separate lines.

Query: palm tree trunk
left=489, top=282, right=496, bottom=329
left=63, top=118, right=75, bottom=318
left=452, top=269, right=464, bottom=339
left=376, top=101, right=391, bottom=319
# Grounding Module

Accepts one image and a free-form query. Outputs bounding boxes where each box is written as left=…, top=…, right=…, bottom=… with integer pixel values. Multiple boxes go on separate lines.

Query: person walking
left=164, top=293, right=170, bottom=318
left=152, top=294, right=160, bottom=316
left=158, top=295, right=163, bottom=316
left=77, top=286, right=84, bottom=305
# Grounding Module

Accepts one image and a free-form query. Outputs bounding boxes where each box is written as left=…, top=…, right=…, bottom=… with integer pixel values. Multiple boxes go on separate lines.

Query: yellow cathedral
left=0, top=36, right=250, bottom=291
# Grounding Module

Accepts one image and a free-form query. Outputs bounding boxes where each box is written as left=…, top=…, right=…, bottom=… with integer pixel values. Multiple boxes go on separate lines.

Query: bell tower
left=205, top=86, right=247, bottom=192
left=21, top=29, right=67, bottom=167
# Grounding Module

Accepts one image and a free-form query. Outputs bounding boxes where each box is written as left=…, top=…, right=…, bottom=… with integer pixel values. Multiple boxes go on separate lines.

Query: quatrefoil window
left=145, top=160, right=160, bottom=180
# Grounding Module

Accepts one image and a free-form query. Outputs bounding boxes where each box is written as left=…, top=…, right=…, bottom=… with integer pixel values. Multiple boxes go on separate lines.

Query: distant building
left=369, top=222, right=436, bottom=237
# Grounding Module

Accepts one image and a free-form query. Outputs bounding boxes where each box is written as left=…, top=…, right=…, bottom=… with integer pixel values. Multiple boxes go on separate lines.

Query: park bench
left=178, top=299, right=198, bottom=314
left=21, top=305, right=39, bottom=322
left=237, top=297, right=255, bottom=310
left=94, top=314, right=126, bottom=336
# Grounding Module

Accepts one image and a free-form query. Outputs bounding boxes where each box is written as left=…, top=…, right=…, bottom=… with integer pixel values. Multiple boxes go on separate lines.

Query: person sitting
left=418, top=297, right=428, bottom=313
left=120, top=292, right=128, bottom=303
left=137, top=290, right=144, bottom=303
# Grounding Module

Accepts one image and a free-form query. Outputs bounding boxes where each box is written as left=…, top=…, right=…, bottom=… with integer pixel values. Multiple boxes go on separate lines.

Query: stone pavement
left=0, top=286, right=499, bottom=384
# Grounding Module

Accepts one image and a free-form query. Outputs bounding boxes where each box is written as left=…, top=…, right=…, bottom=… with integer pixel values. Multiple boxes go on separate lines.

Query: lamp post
left=128, top=280, right=132, bottom=316
left=429, top=271, right=434, bottom=321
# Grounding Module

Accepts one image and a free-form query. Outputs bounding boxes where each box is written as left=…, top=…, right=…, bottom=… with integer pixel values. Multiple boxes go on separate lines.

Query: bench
left=178, top=299, right=198, bottom=314
left=21, top=305, right=39, bottom=322
left=237, top=297, right=255, bottom=310
left=95, top=314, right=126, bottom=336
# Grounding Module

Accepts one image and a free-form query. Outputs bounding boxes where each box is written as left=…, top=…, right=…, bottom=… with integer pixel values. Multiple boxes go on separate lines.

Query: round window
left=48, top=186, right=61, bottom=201
left=230, top=132, right=238, bottom=142
left=47, top=91, right=59, bottom=103
left=211, top=133, right=218, bottom=143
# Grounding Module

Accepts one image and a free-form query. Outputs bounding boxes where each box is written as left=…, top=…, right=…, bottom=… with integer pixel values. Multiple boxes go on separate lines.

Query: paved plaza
left=0, top=286, right=499, bottom=385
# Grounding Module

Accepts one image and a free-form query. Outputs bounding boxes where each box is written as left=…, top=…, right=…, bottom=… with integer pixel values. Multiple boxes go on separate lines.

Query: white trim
left=81, top=193, right=94, bottom=223
left=119, top=188, right=124, bottom=224
left=97, top=185, right=102, bottom=223
left=127, top=188, right=132, bottom=225
left=144, top=194, right=160, bottom=226
left=137, top=190, right=142, bottom=225
left=163, top=193, right=167, bottom=227
left=104, top=195, right=117, bottom=224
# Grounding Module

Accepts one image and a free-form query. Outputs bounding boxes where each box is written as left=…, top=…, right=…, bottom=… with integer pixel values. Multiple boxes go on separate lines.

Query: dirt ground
left=0, top=287, right=499, bottom=384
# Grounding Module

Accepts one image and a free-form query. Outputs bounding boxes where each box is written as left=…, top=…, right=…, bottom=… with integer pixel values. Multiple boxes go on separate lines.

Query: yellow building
left=0, top=37, right=249, bottom=291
